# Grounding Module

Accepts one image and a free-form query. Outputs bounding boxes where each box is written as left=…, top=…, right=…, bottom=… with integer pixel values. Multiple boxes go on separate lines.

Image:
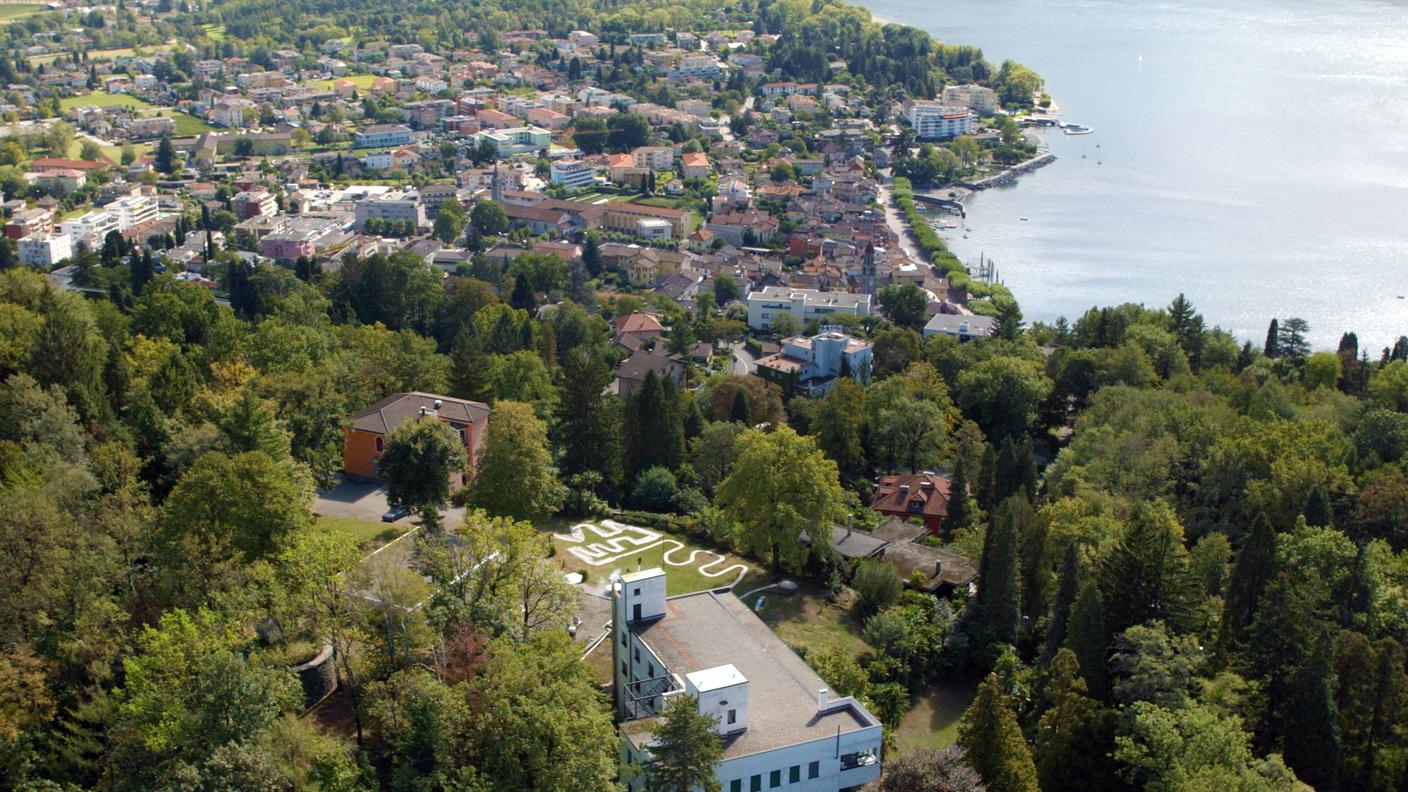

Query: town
left=0, top=1, right=1405, bottom=792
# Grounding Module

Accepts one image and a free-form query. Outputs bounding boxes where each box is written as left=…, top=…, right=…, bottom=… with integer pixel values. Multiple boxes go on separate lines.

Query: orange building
left=343, top=392, right=491, bottom=484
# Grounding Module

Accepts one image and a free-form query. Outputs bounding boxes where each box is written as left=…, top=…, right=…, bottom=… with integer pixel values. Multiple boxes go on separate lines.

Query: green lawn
left=893, top=681, right=978, bottom=755
left=163, top=110, right=216, bottom=135
left=308, top=74, right=377, bottom=90
left=550, top=519, right=768, bottom=596
left=744, top=584, right=874, bottom=660
left=316, top=515, right=405, bottom=550
left=200, top=23, right=225, bottom=41
left=635, top=196, right=690, bottom=209
left=0, top=3, right=46, bottom=22
left=59, top=92, right=155, bottom=111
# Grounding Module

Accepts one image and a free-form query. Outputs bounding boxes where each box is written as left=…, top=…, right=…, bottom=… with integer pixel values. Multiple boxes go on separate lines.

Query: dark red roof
left=870, top=472, right=953, bottom=520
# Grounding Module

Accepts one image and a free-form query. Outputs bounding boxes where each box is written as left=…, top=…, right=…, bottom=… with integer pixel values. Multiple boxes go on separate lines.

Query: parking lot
left=313, top=474, right=466, bottom=527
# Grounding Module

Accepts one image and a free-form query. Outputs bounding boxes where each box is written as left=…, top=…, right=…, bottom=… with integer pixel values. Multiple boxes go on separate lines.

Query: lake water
left=862, top=0, right=1408, bottom=350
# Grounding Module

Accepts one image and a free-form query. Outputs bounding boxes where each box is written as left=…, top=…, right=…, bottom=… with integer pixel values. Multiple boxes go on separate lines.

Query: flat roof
left=629, top=590, right=878, bottom=758
left=687, top=664, right=746, bottom=692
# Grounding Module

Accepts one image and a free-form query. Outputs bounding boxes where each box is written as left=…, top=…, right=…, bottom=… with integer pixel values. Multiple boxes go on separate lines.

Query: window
left=769, top=770, right=780, bottom=788
left=726, top=709, right=736, bottom=725
left=634, top=648, right=640, bottom=662
left=620, top=661, right=627, bottom=674
left=789, top=766, right=800, bottom=784
left=807, top=761, right=819, bottom=779
left=750, top=775, right=761, bottom=792
left=730, top=782, right=742, bottom=792
left=633, top=588, right=640, bottom=595
left=374, top=436, right=384, bottom=452
left=647, top=663, right=654, bottom=677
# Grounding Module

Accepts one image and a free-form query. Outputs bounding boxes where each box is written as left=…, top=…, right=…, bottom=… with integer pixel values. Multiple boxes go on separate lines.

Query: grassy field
left=200, top=23, right=225, bottom=41
left=744, top=584, right=874, bottom=660
left=308, top=74, right=378, bottom=90
left=893, top=681, right=978, bottom=755
left=549, top=519, right=770, bottom=597
left=316, top=515, right=404, bottom=550
left=0, top=3, right=46, bottom=23
left=162, top=110, right=216, bottom=135
left=59, top=92, right=155, bottom=111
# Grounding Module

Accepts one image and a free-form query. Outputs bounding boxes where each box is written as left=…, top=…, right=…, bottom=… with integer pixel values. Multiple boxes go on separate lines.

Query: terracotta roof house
left=613, top=311, right=664, bottom=347
left=870, top=472, right=953, bottom=533
left=343, top=392, right=490, bottom=484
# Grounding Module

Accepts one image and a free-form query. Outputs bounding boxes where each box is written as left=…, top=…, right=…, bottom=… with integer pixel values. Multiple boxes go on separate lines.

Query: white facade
left=550, top=159, right=598, bottom=188
left=476, top=126, right=551, bottom=156
left=18, top=233, right=72, bottom=268
left=107, top=195, right=158, bottom=230
left=632, top=146, right=674, bottom=171
left=612, top=569, right=882, bottom=792
left=745, top=286, right=872, bottom=330
left=903, top=101, right=974, bottom=140
left=635, top=218, right=673, bottom=240
left=940, top=84, right=999, bottom=116
left=60, top=210, right=121, bottom=249
left=757, top=329, right=873, bottom=396
left=354, top=193, right=426, bottom=230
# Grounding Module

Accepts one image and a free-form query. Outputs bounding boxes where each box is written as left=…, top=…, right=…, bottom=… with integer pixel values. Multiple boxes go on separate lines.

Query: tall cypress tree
left=974, top=496, right=1021, bottom=649
left=449, top=329, right=493, bottom=403
left=958, top=674, right=1040, bottom=792
left=1284, top=633, right=1342, bottom=792
left=1216, top=515, right=1278, bottom=663
left=1014, top=493, right=1048, bottom=623
left=946, top=456, right=971, bottom=532
left=1264, top=318, right=1280, bottom=358
left=1042, top=543, right=1082, bottom=662
left=1064, top=579, right=1108, bottom=700
left=510, top=272, right=534, bottom=310
left=1303, top=485, right=1333, bottom=527
left=729, top=388, right=749, bottom=424
left=556, top=348, right=623, bottom=495
left=977, top=444, right=998, bottom=510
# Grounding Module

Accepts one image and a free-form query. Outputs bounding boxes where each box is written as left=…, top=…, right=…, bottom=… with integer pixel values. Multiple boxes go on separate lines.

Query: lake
left=862, top=0, right=1408, bottom=350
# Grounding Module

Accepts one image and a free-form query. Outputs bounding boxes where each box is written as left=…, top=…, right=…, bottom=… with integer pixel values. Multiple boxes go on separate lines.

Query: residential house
left=922, top=313, right=995, bottom=341
left=745, top=286, right=872, bottom=331
left=615, top=350, right=686, bottom=397
left=870, top=472, right=953, bottom=533
left=680, top=151, right=711, bottom=179
left=342, top=392, right=490, bottom=484
left=754, top=328, right=873, bottom=397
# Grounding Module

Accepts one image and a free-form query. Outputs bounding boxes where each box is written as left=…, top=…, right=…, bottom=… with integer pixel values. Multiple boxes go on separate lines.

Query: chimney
left=817, top=688, right=829, bottom=711
left=921, top=480, right=935, bottom=491
left=899, top=484, right=909, bottom=496
left=845, top=514, right=853, bottom=539
left=934, top=560, right=943, bottom=577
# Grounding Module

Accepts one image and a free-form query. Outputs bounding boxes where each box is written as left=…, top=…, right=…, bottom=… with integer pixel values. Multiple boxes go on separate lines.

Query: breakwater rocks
left=960, top=153, right=1058, bottom=190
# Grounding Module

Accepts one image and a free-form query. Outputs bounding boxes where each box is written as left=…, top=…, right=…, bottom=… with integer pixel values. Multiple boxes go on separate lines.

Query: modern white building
left=612, top=569, right=882, bottom=792
left=940, top=84, right=1000, bottom=116
left=902, top=101, right=974, bottom=140
left=923, top=312, right=997, bottom=341
left=745, top=286, right=872, bottom=331
left=59, top=210, right=121, bottom=249
left=635, top=217, right=673, bottom=240
left=107, top=195, right=159, bottom=230
left=18, top=233, right=72, bottom=268
left=755, top=327, right=873, bottom=396
left=475, top=126, right=552, bottom=156
left=549, top=159, right=598, bottom=189
left=632, top=146, right=674, bottom=171
left=354, top=192, right=426, bottom=230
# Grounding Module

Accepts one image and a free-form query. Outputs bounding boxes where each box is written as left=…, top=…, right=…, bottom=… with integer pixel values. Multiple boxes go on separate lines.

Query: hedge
left=890, top=177, right=1012, bottom=302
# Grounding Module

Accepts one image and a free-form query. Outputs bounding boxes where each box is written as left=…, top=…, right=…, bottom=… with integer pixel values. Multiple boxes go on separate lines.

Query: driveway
left=728, top=341, right=758, bottom=375
left=314, top=474, right=466, bottom=527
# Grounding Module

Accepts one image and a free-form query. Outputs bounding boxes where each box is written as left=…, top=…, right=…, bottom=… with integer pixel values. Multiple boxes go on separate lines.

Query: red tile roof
left=870, top=473, right=953, bottom=521
left=613, top=311, right=663, bottom=336
left=349, top=392, right=489, bottom=435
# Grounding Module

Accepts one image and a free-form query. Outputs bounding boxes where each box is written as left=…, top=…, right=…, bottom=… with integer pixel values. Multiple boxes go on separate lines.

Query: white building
left=902, top=101, right=974, bottom=140
left=635, top=217, right=673, bottom=240
left=745, top=286, right=872, bottom=331
left=475, top=126, right=552, bottom=156
left=755, top=327, right=873, bottom=396
left=60, top=210, right=121, bottom=249
left=923, top=312, right=997, bottom=341
left=940, top=84, right=1000, bottom=116
left=549, top=159, right=598, bottom=189
left=107, top=195, right=158, bottom=230
left=18, top=233, right=72, bottom=268
left=612, top=569, right=882, bottom=792
left=354, top=192, right=426, bottom=230
left=632, top=146, right=674, bottom=171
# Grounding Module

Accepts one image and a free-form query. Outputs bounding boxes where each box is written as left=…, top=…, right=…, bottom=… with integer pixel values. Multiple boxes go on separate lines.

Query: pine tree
left=1283, top=632, right=1341, bottom=792
left=1034, top=648, right=1117, bottom=792
left=946, top=456, right=971, bottom=532
left=1099, top=501, right=1198, bottom=637
left=977, top=444, right=998, bottom=509
left=958, top=674, right=1039, bottom=792
left=556, top=349, right=623, bottom=494
left=1216, top=515, right=1278, bottom=662
left=1014, top=493, right=1048, bottom=623
left=581, top=233, right=602, bottom=276
left=1042, top=543, right=1082, bottom=662
left=1264, top=318, right=1280, bottom=358
left=154, top=135, right=176, bottom=174
left=973, top=496, right=1022, bottom=649
left=1303, top=485, right=1333, bottom=527
left=1065, top=579, right=1108, bottom=700
left=510, top=272, right=534, bottom=310
left=626, top=371, right=684, bottom=477
left=449, top=329, right=493, bottom=403
left=644, top=696, right=723, bottom=792
left=729, top=388, right=749, bottom=424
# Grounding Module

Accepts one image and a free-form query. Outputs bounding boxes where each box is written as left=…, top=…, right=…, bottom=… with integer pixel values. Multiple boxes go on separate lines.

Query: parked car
left=381, top=504, right=411, bottom=522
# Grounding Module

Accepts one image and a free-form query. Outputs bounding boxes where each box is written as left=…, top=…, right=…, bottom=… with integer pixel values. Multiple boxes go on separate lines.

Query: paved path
left=729, top=341, right=758, bottom=375
left=877, top=176, right=926, bottom=265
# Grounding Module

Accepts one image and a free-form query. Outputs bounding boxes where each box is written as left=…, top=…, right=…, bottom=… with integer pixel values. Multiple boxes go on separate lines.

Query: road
left=728, top=341, right=758, bottom=375
left=876, top=175, right=926, bottom=265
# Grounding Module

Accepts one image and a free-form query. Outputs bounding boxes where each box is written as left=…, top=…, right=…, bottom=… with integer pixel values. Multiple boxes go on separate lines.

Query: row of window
left=729, top=761, right=818, bottom=792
